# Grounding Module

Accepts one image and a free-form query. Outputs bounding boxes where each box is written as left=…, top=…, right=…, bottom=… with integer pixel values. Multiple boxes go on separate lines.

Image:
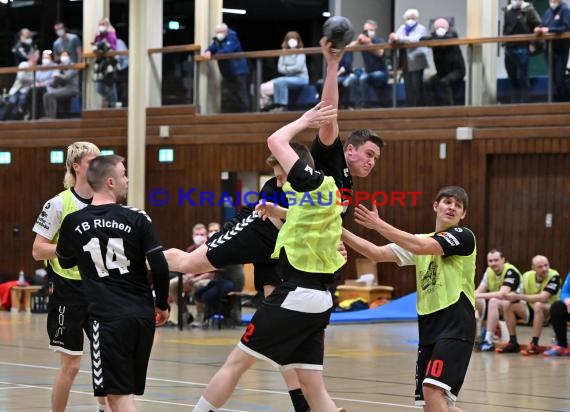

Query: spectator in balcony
left=203, top=23, right=250, bottom=113
left=92, top=17, right=118, bottom=108
left=115, top=38, right=129, bottom=107
left=36, top=50, right=58, bottom=88
left=422, top=18, right=466, bottom=106
left=389, top=9, right=429, bottom=107
left=53, top=22, right=83, bottom=63
left=503, top=0, right=541, bottom=103
left=11, top=28, right=38, bottom=66
left=316, top=51, right=357, bottom=110
left=535, top=0, right=570, bottom=101
left=43, top=50, right=79, bottom=119
left=1, top=50, right=39, bottom=121
left=348, top=19, right=389, bottom=108
left=34, top=50, right=59, bottom=118
left=260, top=31, right=309, bottom=112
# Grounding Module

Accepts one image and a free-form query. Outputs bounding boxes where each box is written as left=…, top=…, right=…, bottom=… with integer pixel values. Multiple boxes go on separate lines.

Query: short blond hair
left=63, top=142, right=101, bottom=188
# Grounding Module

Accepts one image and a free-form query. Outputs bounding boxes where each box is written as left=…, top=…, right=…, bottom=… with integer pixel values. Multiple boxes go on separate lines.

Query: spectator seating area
left=284, top=76, right=554, bottom=111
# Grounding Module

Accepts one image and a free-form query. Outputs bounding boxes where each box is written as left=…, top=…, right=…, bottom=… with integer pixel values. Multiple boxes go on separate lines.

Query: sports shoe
left=520, top=342, right=540, bottom=356
left=480, top=340, right=495, bottom=352
left=496, top=341, right=520, bottom=353
left=543, top=345, right=570, bottom=357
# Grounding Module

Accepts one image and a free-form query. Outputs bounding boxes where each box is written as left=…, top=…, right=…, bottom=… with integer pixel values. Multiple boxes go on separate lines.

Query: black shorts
left=47, top=304, right=90, bottom=355
left=253, top=262, right=281, bottom=289
left=206, top=212, right=281, bottom=288
left=415, top=338, right=473, bottom=406
left=238, top=280, right=333, bottom=369
left=90, top=317, right=155, bottom=396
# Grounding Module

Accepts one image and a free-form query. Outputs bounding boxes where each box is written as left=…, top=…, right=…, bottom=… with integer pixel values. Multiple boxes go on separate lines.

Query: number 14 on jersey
left=83, top=238, right=131, bottom=277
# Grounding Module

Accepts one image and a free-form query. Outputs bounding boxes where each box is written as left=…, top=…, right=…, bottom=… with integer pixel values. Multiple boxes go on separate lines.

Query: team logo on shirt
left=304, top=165, right=314, bottom=175
left=420, top=261, right=439, bottom=293
left=454, top=227, right=462, bottom=232
left=436, top=231, right=460, bottom=246
left=546, top=280, right=558, bottom=290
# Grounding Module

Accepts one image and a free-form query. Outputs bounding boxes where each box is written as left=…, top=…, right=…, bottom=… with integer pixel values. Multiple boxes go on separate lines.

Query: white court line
left=0, top=380, right=245, bottom=412
left=0, top=360, right=420, bottom=409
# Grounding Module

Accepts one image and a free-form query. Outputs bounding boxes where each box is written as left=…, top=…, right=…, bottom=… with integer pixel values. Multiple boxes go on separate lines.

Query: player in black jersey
left=165, top=38, right=383, bottom=412
left=31, top=142, right=108, bottom=412
left=192, top=103, right=343, bottom=412
left=56, top=155, right=170, bottom=411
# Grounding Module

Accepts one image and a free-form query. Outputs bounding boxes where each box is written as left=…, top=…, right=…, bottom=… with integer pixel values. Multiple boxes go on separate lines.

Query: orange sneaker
left=520, top=342, right=540, bottom=356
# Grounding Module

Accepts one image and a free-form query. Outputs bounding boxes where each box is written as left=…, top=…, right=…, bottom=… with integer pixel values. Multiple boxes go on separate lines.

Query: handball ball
left=323, top=16, right=355, bottom=49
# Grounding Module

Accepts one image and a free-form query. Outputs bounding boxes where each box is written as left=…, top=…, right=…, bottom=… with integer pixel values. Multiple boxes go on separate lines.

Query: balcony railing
left=0, top=32, right=569, bottom=121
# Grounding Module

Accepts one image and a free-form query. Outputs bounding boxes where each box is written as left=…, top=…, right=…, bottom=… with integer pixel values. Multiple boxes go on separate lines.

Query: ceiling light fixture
left=222, top=8, right=246, bottom=15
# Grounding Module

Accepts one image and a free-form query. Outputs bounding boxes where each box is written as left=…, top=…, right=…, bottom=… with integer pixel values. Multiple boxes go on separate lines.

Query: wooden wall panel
left=0, top=103, right=569, bottom=297
left=486, top=154, right=570, bottom=274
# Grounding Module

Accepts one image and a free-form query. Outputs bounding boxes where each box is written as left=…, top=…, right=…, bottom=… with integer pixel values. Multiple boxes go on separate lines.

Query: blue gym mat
left=241, top=292, right=418, bottom=324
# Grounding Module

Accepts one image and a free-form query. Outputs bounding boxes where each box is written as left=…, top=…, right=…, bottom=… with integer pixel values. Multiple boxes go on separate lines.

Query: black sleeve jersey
left=431, top=226, right=475, bottom=257
left=502, top=268, right=521, bottom=291
left=287, top=158, right=324, bottom=193
left=544, top=274, right=561, bottom=296
left=56, top=203, right=164, bottom=320
left=258, top=176, right=289, bottom=208
left=227, top=177, right=287, bottom=227
left=310, top=135, right=352, bottom=216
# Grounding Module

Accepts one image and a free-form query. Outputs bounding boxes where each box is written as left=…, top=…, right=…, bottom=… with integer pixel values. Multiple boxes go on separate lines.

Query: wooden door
left=486, top=153, right=570, bottom=275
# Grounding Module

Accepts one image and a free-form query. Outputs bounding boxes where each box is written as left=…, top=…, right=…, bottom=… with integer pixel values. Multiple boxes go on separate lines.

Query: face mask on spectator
left=435, top=28, right=447, bottom=37
left=43, top=57, right=52, bottom=64
left=511, top=0, right=522, bottom=7
left=99, top=25, right=107, bottom=33
left=193, top=234, right=206, bottom=245
left=56, top=29, right=65, bottom=37
left=60, top=56, right=71, bottom=64
left=23, top=38, right=33, bottom=45
left=405, top=19, right=416, bottom=27
left=550, top=1, right=559, bottom=9
left=367, top=30, right=376, bottom=38
left=287, top=38, right=298, bottom=49
left=216, top=33, right=226, bottom=41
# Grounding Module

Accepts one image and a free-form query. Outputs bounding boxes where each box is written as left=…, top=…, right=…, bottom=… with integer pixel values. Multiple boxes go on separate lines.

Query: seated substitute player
left=342, top=186, right=476, bottom=412
left=56, top=154, right=170, bottom=412
left=474, top=249, right=522, bottom=351
left=191, top=103, right=344, bottom=412
left=497, top=255, right=561, bottom=355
